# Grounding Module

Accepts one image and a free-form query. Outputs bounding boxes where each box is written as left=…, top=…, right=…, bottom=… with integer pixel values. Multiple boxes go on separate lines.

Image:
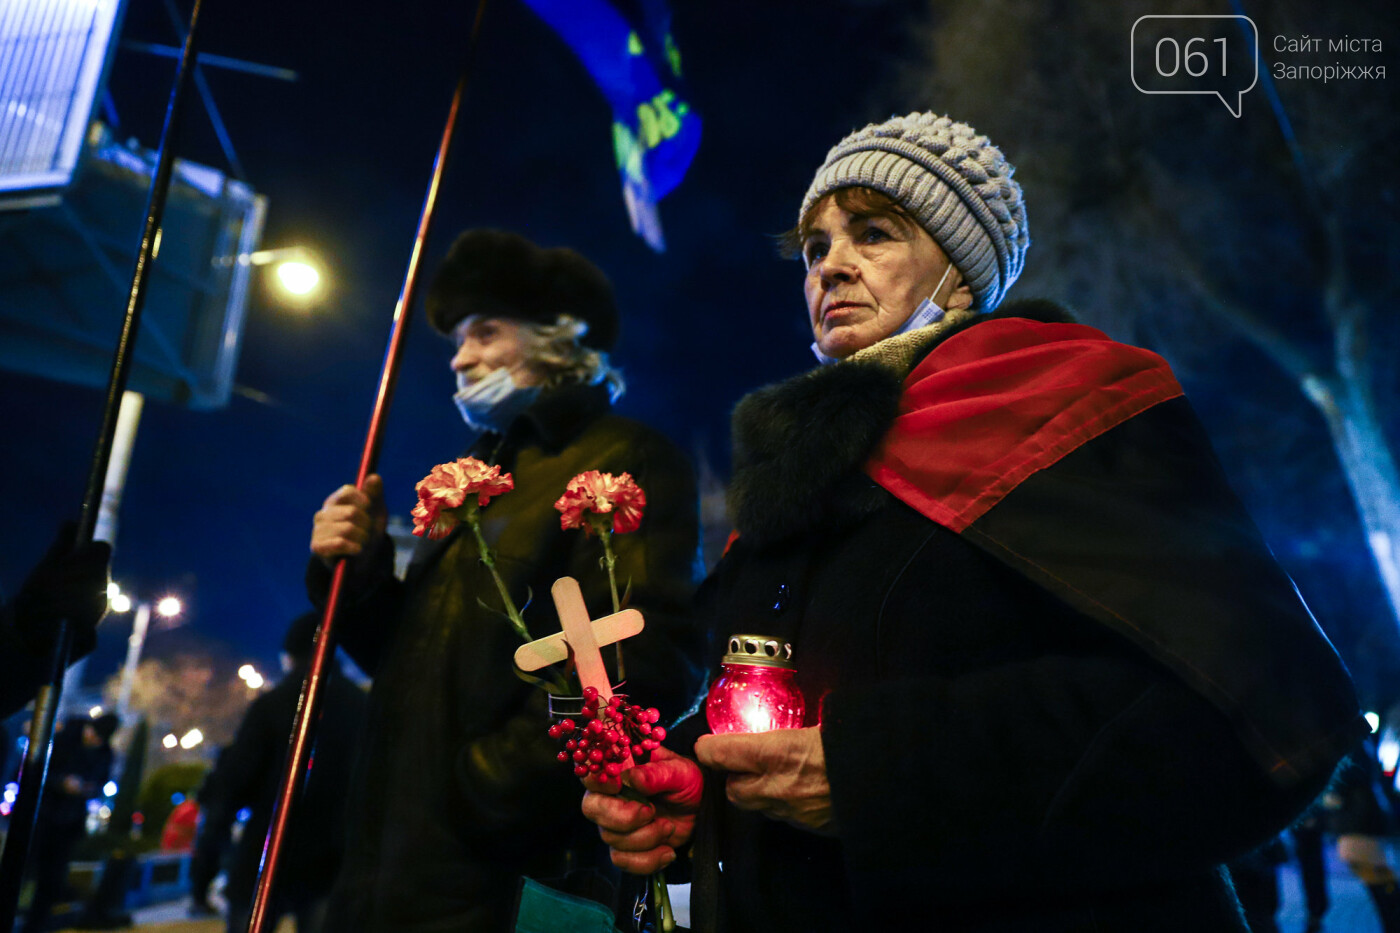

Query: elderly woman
left=583, top=112, right=1365, bottom=931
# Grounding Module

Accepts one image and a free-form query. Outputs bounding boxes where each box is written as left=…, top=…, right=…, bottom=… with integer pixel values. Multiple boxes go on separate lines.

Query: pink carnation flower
left=411, top=457, right=514, bottom=539
left=554, top=470, right=646, bottom=536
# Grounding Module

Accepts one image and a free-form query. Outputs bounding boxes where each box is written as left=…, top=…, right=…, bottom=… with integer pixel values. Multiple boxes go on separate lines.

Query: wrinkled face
left=450, top=315, right=542, bottom=388
left=801, top=194, right=962, bottom=360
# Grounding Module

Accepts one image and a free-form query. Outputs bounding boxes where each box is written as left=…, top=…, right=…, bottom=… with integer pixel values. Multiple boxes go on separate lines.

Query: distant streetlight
left=179, top=728, right=204, bottom=749
left=109, top=586, right=184, bottom=720
left=238, top=663, right=265, bottom=690
left=89, top=706, right=104, bottom=718
left=162, top=734, right=178, bottom=749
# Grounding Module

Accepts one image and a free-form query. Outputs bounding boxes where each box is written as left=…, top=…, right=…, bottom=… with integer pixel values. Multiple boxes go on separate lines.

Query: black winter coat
left=683, top=303, right=1363, bottom=933
left=315, top=383, right=705, bottom=932
left=207, top=663, right=368, bottom=909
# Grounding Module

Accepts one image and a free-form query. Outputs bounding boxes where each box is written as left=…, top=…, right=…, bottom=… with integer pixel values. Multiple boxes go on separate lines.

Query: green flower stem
left=465, top=505, right=531, bottom=644
left=652, top=869, right=675, bottom=933
left=590, top=515, right=625, bottom=682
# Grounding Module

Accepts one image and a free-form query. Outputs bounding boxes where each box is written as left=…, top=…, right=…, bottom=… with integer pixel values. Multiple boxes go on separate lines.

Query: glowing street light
left=162, top=734, right=178, bottom=749
left=276, top=260, right=320, bottom=295
left=179, top=728, right=204, bottom=749
left=112, top=587, right=185, bottom=719
left=238, top=663, right=265, bottom=690
left=110, top=593, right=131, bottom=613
left=225, top=247, right=326, bottom=302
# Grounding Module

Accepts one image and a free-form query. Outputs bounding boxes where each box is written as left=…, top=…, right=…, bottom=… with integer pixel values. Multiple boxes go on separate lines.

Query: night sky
left=2, top=1, right=1397, bottom=707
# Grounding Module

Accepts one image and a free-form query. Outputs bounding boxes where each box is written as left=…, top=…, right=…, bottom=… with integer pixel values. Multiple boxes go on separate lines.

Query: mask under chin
left=453, top=367, right=540, bottom=433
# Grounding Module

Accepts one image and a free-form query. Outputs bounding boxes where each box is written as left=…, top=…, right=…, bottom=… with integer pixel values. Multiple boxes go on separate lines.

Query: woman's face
left=801, top=194, right=963, bottom=360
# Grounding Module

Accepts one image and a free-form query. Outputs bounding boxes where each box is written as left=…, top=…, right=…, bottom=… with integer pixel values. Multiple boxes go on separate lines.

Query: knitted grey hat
left=800, top=112, right=1029, bottom=311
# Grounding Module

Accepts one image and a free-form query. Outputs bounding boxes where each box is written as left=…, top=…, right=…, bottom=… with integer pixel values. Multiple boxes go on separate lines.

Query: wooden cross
left=513, top=576, right=644, bottom=701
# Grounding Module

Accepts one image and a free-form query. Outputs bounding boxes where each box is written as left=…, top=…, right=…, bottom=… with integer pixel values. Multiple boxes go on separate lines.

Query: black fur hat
left=424, top=229, right=618, bottom=351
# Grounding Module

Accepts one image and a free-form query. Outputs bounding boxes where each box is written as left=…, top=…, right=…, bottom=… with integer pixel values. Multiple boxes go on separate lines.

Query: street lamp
left=238, top=664, right=265, bottom=690
left=223, top=247, right=326, bottom=302
left=109, top=586, right=184, bottom=720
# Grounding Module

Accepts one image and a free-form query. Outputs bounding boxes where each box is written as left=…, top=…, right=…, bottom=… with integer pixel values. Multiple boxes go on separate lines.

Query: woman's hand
left=695, top=726, right=838, bottom=836
left=311, top=474, right=386, bottom=571
left=581, top=746, right=704, bottom=874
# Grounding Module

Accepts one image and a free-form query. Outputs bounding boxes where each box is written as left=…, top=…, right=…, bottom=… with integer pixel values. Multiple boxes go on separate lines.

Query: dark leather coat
left=315, top=383, right=705, bottom=932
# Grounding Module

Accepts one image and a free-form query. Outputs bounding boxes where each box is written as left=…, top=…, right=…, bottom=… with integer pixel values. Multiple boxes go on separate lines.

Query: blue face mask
left=453, top=366, right=540, bottom=434
left=811, top=263, right=955, bottom=366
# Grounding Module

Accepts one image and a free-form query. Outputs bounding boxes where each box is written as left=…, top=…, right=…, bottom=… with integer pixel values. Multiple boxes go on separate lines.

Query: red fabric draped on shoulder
left=865, top=317, right=1184, bottom=532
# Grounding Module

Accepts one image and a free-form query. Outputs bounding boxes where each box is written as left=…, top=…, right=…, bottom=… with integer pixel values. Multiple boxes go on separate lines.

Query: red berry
left=565, top=739, right=577, bottom=751
left=605, top=762, right=623, bottom=777
left=560, top=718, right=575, bottom=732
left=572, top=750, right=586, bottom=763
left=651, top=726, right=666, bottom=742
left=631, top=745, right=644, bottom=758
left=638, top=723, right=652, bottom=735
left=548, top=724, right=562, bottom=739
left=557, top=751, right=569, bottom=763
left=574, top=764, right=588, bottom=777
left=587, top=719, right=604, bottom=734
left=604, top=730, right=619, bottom=745
left=608, top=695, right=624, bottom=707
left=642, top=739, right=658, bottom=750
left=580, top=707, right=596, bottom=721
left=589, top=761, right=602, bottom=772
left=582, top=686, right=599, bottom=700
left=589, top=749, right=604, bottom=763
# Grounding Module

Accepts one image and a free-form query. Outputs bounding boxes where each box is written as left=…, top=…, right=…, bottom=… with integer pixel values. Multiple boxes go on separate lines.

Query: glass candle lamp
left=705, top=634, right=806, bottom=734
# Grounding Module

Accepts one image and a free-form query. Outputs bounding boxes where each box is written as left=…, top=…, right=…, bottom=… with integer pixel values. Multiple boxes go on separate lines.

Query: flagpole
left=244, top=2, right=490, bottom=928
left=0, top=2, right=205, bottom=925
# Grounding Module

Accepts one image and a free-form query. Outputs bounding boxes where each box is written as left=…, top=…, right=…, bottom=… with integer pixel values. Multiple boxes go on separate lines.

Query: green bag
left=514, top=876, right=623, bottom=933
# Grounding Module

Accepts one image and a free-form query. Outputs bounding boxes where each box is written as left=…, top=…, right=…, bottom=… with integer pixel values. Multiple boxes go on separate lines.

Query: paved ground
left=28, top=840, right=1391, bottom=931
left=1275, top=841, right=1383, bottom=932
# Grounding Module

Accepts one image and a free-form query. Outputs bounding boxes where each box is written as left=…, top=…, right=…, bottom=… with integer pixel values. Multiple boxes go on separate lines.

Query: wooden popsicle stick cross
left=513, top=576, right=644, bottom=702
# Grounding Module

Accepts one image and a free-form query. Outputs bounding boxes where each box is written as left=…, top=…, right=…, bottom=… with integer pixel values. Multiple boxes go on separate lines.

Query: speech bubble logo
left=1131, top=15, right=1259, bottom=118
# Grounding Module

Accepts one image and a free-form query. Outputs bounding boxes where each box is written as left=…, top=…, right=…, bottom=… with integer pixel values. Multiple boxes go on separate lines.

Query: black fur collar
left=727, top=299, right=1075, bottom=547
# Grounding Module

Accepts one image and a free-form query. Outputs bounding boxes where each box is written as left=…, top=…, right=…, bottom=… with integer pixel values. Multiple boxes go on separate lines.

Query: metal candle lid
left=721, top=634, right=795, bottom=669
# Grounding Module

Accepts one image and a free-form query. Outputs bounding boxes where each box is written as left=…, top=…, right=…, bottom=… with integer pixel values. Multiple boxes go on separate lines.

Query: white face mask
left=811, top=263, right=955, bottom=366
left=453, top=366, right=540, bottom=433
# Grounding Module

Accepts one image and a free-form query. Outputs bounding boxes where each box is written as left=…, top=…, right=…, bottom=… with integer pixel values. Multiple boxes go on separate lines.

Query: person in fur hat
left=581, top=113, right=1366, bottom=932
left=307, top=230, right=705, bottom=931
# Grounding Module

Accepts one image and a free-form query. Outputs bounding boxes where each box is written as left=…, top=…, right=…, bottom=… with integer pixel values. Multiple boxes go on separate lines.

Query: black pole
left=244, top=3, right=490, bottom=930
left=0, top=1, right=205, bottom=926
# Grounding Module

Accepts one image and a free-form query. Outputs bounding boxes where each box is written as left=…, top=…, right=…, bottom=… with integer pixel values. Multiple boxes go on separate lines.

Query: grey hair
left=519, top=315, right=626, bottom=401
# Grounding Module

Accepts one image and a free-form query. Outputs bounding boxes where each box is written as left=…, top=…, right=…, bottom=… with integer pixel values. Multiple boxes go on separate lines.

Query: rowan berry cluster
left=549, top=686, right=667, bottom=786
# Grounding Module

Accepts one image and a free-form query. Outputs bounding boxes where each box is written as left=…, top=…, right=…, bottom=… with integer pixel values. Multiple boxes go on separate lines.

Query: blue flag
left=521, top=0, right=701, bottom=251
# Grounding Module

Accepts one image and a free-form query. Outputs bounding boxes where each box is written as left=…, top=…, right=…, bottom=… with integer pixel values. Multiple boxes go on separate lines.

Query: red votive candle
left=705, top=634, right=805, bottom=734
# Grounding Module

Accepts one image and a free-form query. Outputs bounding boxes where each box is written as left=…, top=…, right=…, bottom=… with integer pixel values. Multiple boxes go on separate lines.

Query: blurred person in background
left=190, top=611, right=368, bottom=933
left=20, top=713, right=117, bottom=933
